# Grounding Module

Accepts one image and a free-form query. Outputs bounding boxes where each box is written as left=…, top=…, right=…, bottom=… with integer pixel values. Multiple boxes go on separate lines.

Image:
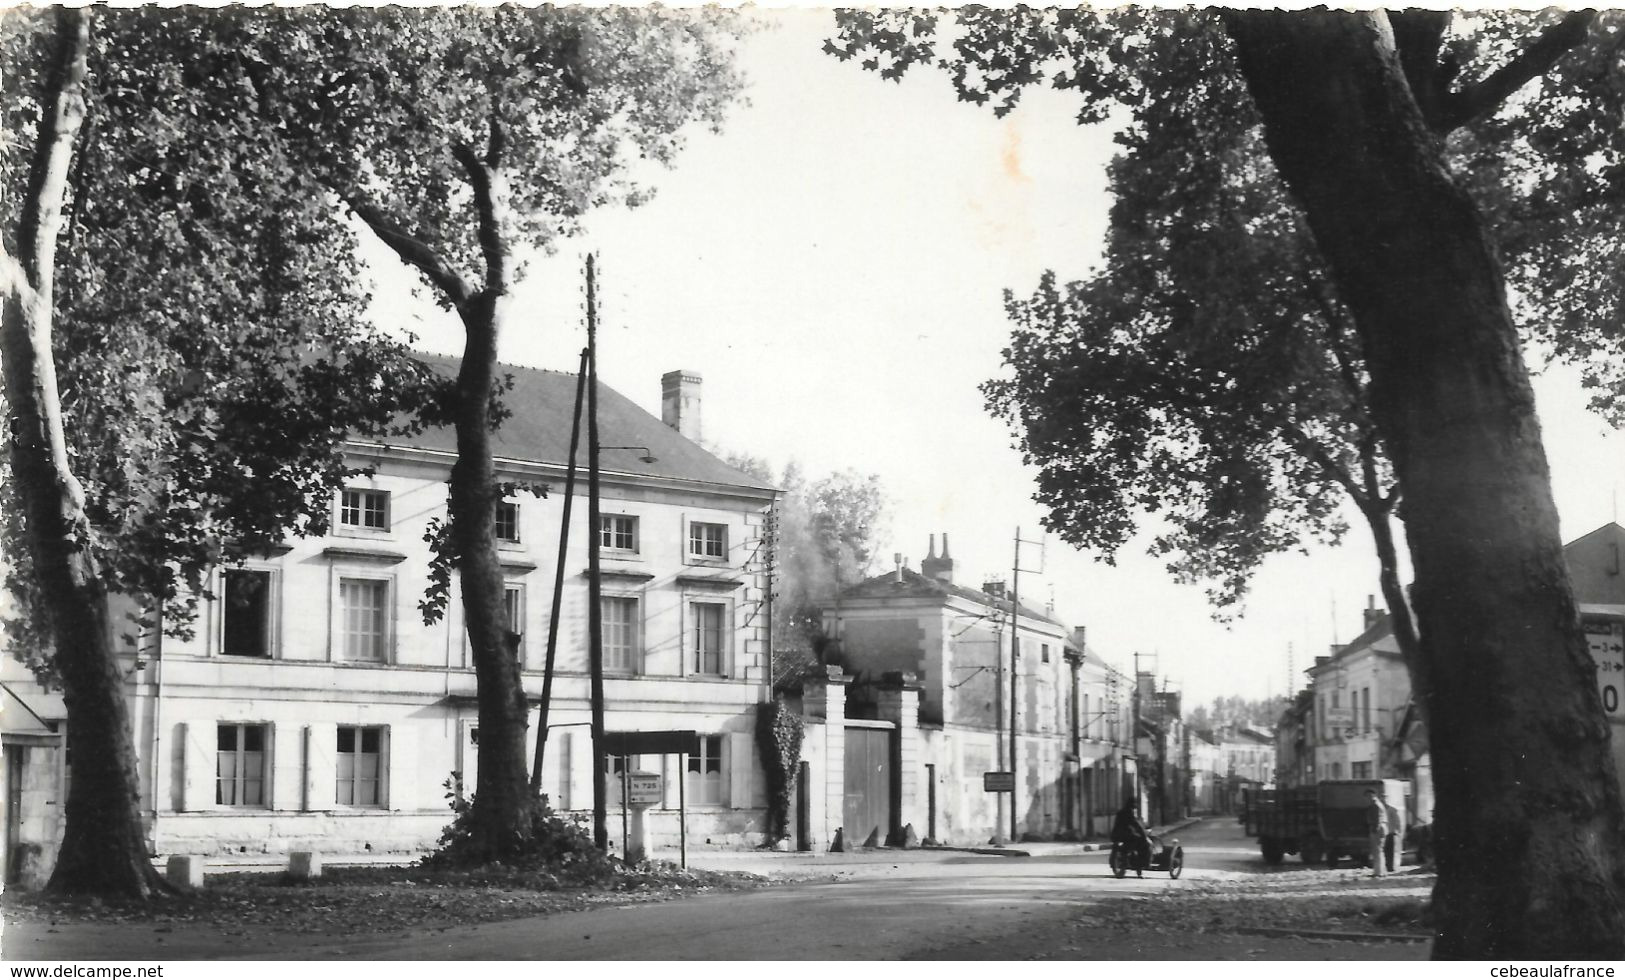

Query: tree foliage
left=956, top=10, right=1625, bottom=617
left=1, top=8, right=442, bottom=675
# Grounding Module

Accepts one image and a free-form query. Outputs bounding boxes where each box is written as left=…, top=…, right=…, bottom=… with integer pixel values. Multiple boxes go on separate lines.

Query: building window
left=504, top=584, right=525, bottom=660
left=338, top=577, right=389, bottom=662
left=1041, top=643, right=1050, bottom=664
left=337, top=726, right=384, bottom=807
left=340, top=489, right=389, bottom=530
left=216, top=723, right=267, bottom=807
left=687, top=735, right=724, bottom=805
left=603, top=596, right=639, bottom=674
left=1351, top=761, right=1372, bottom=780
left=1362, top=687, right=1372, bottom=732
left=600, top=515, right=638, bottom=553
left=690, top=601, right=725, bottom=675
left=688, top=521, right=727, bottom=559
left=221, top=569, right=272, bottom=658
left=495, top=501, right=521, bottom=544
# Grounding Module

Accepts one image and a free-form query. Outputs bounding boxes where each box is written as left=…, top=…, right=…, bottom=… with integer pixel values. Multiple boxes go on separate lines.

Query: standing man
left=1365, top=788, right=1389, bottom=878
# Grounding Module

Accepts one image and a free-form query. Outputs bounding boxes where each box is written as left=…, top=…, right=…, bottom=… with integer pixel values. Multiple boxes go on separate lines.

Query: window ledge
left=323, top=545, right=408, bottom=564
left=587, top=568, right=656, bottom=582
left=499, top=556, right=539, bottom=571
left=675, top=574, right=743, bottom=590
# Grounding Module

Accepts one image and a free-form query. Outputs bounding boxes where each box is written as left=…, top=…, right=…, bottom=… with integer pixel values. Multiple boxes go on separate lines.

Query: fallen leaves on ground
left=1, top=862, right=774, bottom=938
left=1078, top=868, right=1435, bottom=939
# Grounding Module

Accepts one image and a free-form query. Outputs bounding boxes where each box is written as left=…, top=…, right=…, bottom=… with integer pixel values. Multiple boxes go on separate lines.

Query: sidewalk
left=683, top=817, right=1204, bottom=876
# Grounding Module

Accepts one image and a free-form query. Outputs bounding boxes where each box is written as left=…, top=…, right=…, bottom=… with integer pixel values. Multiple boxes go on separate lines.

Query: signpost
left=604, top=731, right=700, bottom=867
left=1583, top=617, right=1624, bottom=719
left=983, top=771, right=1014, bottom=793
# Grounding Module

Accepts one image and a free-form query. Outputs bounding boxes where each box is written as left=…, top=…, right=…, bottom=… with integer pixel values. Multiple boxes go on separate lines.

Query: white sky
left=366, top=8, right=1625, bottom=709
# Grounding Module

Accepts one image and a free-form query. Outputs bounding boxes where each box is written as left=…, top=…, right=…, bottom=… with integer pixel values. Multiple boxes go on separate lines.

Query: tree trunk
left=1225, top=9, right=1625, bottom=958
left=1, top=8, right=172, bottom=900
left=450, top=290, right=536, bottom=857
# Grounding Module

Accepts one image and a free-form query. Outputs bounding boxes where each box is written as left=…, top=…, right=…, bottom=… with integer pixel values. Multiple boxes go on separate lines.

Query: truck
left=1243, top=778, right=1409, bottom=867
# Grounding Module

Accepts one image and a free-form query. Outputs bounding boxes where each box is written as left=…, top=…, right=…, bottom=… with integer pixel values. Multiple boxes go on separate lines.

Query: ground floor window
left=687, top=735, right=724, bottom=806
left=337, top=726, right=384, bottom=806
left=217, top=723, right=266, bottom=806
left=1351, top=761, right=1372, bottom=779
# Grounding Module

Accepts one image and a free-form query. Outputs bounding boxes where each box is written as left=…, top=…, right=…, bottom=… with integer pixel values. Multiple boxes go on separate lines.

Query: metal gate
left=843, top=725, right=893, bottom=845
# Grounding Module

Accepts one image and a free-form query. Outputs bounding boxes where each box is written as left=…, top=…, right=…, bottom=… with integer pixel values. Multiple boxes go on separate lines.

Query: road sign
left=983, top=771, right=1014, bottom=793
left=626, top=771, right=663, bottom=807
left=1583, top=616, right=1624, bottom=720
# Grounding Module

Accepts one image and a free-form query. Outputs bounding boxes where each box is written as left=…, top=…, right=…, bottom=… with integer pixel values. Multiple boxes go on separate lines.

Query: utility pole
left=1132, top=650, right=1143, bottom=819
left=530, top=346, right=588, bottom=793
left=1009, top=530, right=1021, bottom=844
left=1008, top=527, right=1044, bottom=843
left=993, top=606, right=1006, bottom=844
left=586, top=254, right=608, bottom=851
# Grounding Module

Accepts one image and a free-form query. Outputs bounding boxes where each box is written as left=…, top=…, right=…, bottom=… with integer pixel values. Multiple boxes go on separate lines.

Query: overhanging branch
left=341, top=191, right=474, bottom=307
left=1439, top=10, right=1598, bottom=132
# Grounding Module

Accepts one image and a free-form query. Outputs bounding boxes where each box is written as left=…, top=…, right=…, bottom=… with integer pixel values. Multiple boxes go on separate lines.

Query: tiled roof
left=367, top=353, right=773, bottom=492
left=839, top=567, right=1068, bottom=628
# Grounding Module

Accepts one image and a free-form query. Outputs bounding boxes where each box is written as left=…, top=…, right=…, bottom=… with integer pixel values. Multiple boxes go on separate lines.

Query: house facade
left=821, top=539, right=1081, bottom=843
left=43, top=360, right=779, bottom=862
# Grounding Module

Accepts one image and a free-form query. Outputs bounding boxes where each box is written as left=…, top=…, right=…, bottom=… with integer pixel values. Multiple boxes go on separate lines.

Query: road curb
left=1231, top=925, right=1430, bottom=944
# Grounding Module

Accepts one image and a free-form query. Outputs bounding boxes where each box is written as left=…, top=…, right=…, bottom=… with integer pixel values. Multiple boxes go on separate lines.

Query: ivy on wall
left=756, top=697, right=804, bottom=842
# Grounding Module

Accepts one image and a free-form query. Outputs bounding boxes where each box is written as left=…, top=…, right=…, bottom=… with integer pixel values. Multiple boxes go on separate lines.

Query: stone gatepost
left=802, top=665, right=850, bottom=849
left=878, top=671, right=923, bottom=841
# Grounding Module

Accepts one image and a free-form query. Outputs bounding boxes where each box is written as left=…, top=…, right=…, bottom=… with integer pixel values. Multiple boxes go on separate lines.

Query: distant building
left=824, top=539, right=1082, bottom=843
left=1295, top=520, right=1625, bottom=825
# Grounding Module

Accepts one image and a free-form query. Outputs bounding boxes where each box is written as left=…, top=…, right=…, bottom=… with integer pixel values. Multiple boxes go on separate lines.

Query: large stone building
left=5, top=360, right=781, bottom=871
left=821, top=540, right=1134, bottom=843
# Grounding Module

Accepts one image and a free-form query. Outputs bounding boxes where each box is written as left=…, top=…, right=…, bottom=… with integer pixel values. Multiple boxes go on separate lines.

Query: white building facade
left=109, top=360, right=778, bottom=859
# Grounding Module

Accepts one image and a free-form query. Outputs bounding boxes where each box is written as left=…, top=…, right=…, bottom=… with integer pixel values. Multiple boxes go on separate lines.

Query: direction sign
left=983, top=771, right=1014, bottom=793
left=1582, top=617, right=1624, bottom=720
left=626, top=771, right=663, bottom=808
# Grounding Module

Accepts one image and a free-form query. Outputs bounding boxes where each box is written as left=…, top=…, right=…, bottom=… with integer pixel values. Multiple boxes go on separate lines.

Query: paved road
left=3, top=817, right=1429, bottom=960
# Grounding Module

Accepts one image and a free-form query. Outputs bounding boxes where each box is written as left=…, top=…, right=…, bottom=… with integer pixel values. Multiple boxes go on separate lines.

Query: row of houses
left=1273, top=521, right=1625, bottom=826
left=2, top=359, right=1150, bottom=884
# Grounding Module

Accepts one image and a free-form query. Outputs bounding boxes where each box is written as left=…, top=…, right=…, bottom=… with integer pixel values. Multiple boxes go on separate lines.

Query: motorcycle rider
left=1111, top=800, right=1153, bottom=877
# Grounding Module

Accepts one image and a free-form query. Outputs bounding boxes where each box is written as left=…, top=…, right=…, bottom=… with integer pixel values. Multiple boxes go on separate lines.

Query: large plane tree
left=1, top=8, right=435, bottom=898
left=829, top=7, right=1625, bottom=958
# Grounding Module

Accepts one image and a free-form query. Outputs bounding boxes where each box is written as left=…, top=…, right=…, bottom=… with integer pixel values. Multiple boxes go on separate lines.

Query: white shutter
left=270, top=723, right=299, bottom=811
left=180, top=721, right=217, bottom=812
left=304, top=722, right=337, bottom=811
left=458, top=719, right=479, bottom=801
left=567, top=731, right=593, bottom=812
left=387, top=722, right=416, bottom=811
left=728, top=732, right=754, bottom=808
left=556, top=731, right=574, bottom=811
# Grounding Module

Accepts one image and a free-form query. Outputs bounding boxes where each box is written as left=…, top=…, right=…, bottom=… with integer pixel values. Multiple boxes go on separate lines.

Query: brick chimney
left=921, top=533, right=954, bottom=583
left=661, top=370, right=702, bottom=442
left=1363, top=594, right=1383, bottom=627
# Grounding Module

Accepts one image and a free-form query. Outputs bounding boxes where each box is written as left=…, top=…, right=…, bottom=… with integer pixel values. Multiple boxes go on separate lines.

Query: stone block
left=287, top=851, right=322, bottom=880
left=165, top=854, right=205, bottom=889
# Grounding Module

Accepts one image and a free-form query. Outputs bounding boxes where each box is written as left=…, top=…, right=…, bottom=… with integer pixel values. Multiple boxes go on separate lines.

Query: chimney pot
left=661, top=370, right=702, bottom=443
left=921, top=531, right=955, bottom=583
